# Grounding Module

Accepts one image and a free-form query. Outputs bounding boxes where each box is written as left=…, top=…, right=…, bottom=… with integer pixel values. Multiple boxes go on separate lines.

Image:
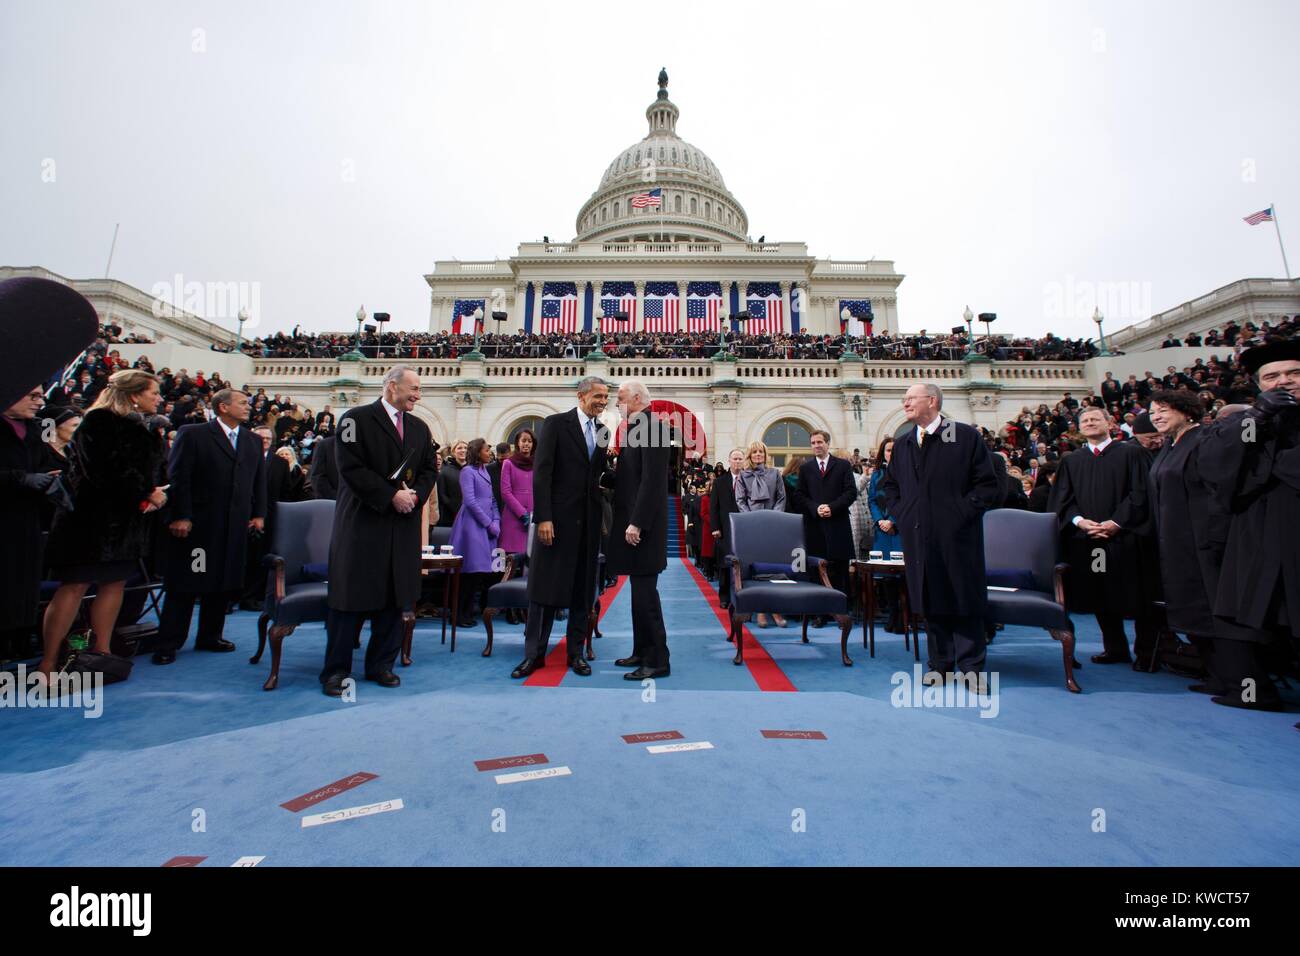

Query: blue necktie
left=228, top=428, right=238, bottom=450
left=585, top=418, right=596, bottom=458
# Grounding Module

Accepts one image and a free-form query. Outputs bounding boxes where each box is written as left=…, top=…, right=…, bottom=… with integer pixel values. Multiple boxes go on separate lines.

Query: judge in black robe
left=1195, top=340, right=1300, bottom=711
left=1048, top=407, right=1158, bottom=665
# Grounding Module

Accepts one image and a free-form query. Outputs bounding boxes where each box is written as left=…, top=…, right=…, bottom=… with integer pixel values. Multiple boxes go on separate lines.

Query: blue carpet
left=2, top=498, right=1297, bottom=866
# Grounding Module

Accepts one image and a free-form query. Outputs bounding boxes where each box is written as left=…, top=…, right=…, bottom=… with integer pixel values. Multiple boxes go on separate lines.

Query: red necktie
left=1092, top=446, right=1101, bottom=457
left=819, top=459, right=826, bottom=475
left=395, top=411, right=404, bottom=441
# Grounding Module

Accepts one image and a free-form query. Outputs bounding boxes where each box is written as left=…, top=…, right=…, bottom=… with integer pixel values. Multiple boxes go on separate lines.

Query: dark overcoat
left=604, top=410, right=670, bottom=576
left=527, top=408, right=607, bottom=607
left=792, top=455, right=858, bottom=561
left=0, top=419, right=49, bottom=626
left=162, top=420, right=267, bottom=593
left=881, top=418, right=1000, bottom=617
left=328, top=401, right=437, bottom=612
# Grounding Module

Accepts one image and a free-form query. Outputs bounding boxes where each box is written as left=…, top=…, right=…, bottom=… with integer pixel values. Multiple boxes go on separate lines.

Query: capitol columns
left=676, top=280, right=686, bottom=333
left=708, top=386, right=742, bottom=460
left=840, top=389, right=871, bottom=458
left=634, top=280, right=646, bottom=333
left=514, top=283, right=527, bottom=334
left=778, top=281, right=790, bottom=334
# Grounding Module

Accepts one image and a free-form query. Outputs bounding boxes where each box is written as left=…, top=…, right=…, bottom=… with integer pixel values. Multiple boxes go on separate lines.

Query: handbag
left=61, top=649, right=134, bottom=685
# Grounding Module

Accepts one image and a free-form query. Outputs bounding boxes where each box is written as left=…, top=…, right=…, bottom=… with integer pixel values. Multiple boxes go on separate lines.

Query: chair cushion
left=300, top=562, right=329, bottom=582
left=986, top=568, right=1037, bottom=590
left=486, top=578, right=529, bottom=610
left=985, top=588, right=1071, bottom=630
left=750, top=562, right=796, bottom=578
left=274, top=582, right=330, bottom=627
left=733, top=583, right=848, bottom=615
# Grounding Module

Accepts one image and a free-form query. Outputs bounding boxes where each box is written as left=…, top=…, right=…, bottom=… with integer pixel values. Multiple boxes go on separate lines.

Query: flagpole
left=1271, top=203, right=1292, bottom=279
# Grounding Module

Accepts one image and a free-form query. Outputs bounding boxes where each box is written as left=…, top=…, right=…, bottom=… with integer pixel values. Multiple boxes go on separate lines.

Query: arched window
left=671, top=148, right=678, bottom=161
left=602, top=206, right=608, bottom=222
left=690, top=197, right=698, bottom=214
left=674, top=194, right=682, bottom=213
left=614, top=202, right=621, bottom=218
left=762, top=419, right=815, bottom=469
left=505, top=416, right=546, bottom=448
left=704, top=201, right=711, bottom=219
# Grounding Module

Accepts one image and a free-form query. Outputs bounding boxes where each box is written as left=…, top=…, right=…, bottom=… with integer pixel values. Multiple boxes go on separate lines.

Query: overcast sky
left=2, top=0, right=1295, bottom=342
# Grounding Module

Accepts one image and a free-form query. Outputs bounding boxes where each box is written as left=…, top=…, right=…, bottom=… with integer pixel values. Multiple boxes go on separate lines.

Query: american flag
left=451, top=298, right=484, bottom=335
left=642, top=281, right=679, bottom=333
left=539, top=282, right=578, bottom=334
left=1243, top=206, right=1274, bottom=225
left=839, top=299, right=874, bottom=337
left=630, top=188, right=663, bottom=208
left=685, top=281, right=722, bottom=333
left=599, top=281, right=636, bottom=335
left=745, top=283, right=784, bottom=335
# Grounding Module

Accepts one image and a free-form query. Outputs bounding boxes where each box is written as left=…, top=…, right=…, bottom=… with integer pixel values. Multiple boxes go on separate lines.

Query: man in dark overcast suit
left=321, top=366, right=437, bottom=696
left=604, top=380, right=671, bottom=680
left=309, top=433, right=338, bottom=500
left=792, top=430, right=858, bottom=625
left=709, top=448, right=746, bottom=609
left=882, top=384, right=1000, bottom=675
left=513, top=376, right=610, bottom=679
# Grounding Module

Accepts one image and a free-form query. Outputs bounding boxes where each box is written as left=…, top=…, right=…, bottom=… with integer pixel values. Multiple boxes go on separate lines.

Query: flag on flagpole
left=630, top=188, right=663, bottom=208
left=1243, top=206, right=1274, bottom=225
left=539, top=282, right=579, bottom=334
left=685, top=282, right=722, bottom=333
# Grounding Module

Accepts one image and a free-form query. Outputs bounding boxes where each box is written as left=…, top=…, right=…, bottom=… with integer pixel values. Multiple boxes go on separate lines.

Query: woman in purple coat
left=499, top=428, right=535, bottom=554
left=449, top=437, right=500, bottom=628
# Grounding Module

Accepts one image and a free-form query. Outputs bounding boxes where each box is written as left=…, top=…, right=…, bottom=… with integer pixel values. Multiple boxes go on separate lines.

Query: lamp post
left=962, top=305, right=974, bottom=357
left=841, top=306, right=859, bottom=357
left=342, top=305, right=367, bottom=361
left=1093, top=306, right=1112, bottom=357
left=236, top=306, right=248, bottom=353
left=469, top=306, right=485, bottom=357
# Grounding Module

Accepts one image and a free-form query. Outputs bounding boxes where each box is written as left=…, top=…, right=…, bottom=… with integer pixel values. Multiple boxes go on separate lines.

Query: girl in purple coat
left=449, top=438, right=500, bottom=627
left=498, top=428, right=535, bottom=554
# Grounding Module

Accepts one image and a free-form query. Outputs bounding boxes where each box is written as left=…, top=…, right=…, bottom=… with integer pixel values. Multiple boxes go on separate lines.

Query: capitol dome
left=575, top=69, right=749, bottom=244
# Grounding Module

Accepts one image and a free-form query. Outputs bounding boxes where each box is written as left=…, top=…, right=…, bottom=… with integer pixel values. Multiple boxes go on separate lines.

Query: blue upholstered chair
left=727, top=510, right=853, bottom=667
left=482, top=524, right=600, bottom=661
left=982, top=508, right=1080, bottom=693
left=251, top=499, right=335, bottom=690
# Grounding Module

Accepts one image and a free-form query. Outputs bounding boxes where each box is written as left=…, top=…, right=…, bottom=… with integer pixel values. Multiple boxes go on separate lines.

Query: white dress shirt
left=380, top=396, right=403, bottom=431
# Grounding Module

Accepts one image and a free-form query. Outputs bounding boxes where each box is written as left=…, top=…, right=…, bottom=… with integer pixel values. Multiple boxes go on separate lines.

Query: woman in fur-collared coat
left=40, top=370, right=167, bottom=676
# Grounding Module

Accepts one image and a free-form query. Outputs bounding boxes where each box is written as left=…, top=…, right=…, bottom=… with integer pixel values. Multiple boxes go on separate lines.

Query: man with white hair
left=605, top=380, right=672, bottom=679
left=882, top=383, right=1000, bottom=676
left=320, top=366, right=437, bottom=696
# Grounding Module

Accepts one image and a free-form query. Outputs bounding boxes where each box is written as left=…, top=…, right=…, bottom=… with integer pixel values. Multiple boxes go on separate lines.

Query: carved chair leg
left=250, top=612, right=270, bottom=664
left=401, top=610, right=416, bottom=666
left=482, top=608, right=496, bottom=657
left=263, top=623, right=296, bottom=691
left=1051, top=628, right=1082, bottom=693
left=836, top=614, right=854, bottom=666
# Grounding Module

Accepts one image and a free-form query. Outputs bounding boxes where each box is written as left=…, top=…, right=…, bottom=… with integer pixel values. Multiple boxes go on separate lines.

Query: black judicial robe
left=1147, top=427, right=1229, bottom=636
left=1197, top=407, right=1300, bottom=638
left=328, top=401, right=437, bottom=612
left=527, top=408, right=608, bottom=608
left=604, top=411, right=671, bottom=577
left=1049, top=440, right=1153, bottom=617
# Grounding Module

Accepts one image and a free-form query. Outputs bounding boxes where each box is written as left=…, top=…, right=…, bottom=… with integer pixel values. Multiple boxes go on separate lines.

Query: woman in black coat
left=39, top=370, right=167, bottom=677
left=436, top=440, right=467, bottom=527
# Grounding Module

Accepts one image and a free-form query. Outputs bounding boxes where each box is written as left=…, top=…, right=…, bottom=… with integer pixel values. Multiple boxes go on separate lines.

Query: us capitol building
left=8, top=71, right=1296, bottom=463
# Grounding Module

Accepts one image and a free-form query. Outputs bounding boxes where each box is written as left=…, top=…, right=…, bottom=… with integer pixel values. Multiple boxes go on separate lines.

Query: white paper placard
left=647, top=741, right=714, bottom=754
left=495, top=766, right=572, bottom=785
left=301, top=799, right=404, bottom=828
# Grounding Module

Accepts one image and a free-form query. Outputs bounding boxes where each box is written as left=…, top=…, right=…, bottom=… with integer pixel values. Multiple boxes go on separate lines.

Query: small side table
left=850, top=559, right=920, bottom=661
left=403, top=553, right=463, bottom=666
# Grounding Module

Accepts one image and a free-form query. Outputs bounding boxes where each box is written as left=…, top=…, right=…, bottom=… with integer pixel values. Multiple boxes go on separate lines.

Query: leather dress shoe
left=511, top=658, right=544, bottom=679
left=1090, top=652, right=1132, bottom=665
left=614, top=656, right=643, bottom=667
left=151, top=650, right=175, bottom=665
left=366, top=671, right=401, bottom=688
left=196, top=638, right=236, bottom=653
left=625, top=665, right=669, bottom=680
left=1210, top=694, right=1284, bottom=712
left=322, top=674, right=347, bottom=697
left=569, top=657, right=592, bottom=676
